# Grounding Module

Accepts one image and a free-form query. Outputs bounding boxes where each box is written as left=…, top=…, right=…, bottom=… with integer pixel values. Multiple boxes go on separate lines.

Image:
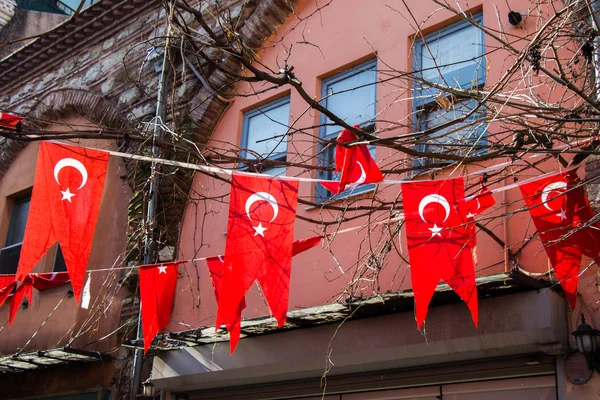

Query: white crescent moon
left=541, top=181, right=567, bottom=211
left=245, top=192, right=279, bottom=222
left=54, top=158, right=88, bottom=190
left=418, top=194, right=451, bottom=223
left=346, top=161, right=367, bottom=189
left=475, top=198, right=481, bottom=211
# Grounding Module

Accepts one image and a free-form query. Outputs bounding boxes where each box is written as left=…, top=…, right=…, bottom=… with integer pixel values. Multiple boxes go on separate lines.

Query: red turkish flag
left=8, top=272, right=71, bottom=325
left=319, top=127, right=383, bottom=195
left=139, top=261, right=182, bottom=353
left=9, top=275, right=32, bottom=326
left=206, top=256, right=247, bottom=317
left=217, top=174, right=299, bottom=353
left=464, top=188, right=496, bottom=220
left=292, top=234, right=324, bottom=256
left=401, top=178, right=478, bottom=328
left=16, top=142, right=108, bottom=301
left=0, top=275, right=16, bottom=308
left=206, top=234, right=323, bottom=310
left=519, top=170, right=600, bottom=308
left=463, top=188, right=496, bottom=253
left=0, top=112, right=23, bottom=129
left=31, top=271, right=71, bottom=290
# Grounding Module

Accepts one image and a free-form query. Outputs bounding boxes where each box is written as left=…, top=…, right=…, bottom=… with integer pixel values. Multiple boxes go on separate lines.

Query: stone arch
left=0, top=89, right=131, bottom=179
left=29, top=89, right=130, bottom=130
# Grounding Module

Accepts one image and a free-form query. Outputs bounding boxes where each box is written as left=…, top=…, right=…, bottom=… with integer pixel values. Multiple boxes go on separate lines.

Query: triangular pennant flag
left=8, top=272, right=70, bottom=325
left=462, top=187, right=496, bottom=264
left=9, top=275, right=33, bottom=326
left=401, top=178, right=478, bottom=328
left=16, top=142, right=109, bottom=301
left=519, top=170, right=600, bottom=308
left=0, top=275, right=16, bottom=308
left=292, top=234, right=324, bottom=256
left=0, top=112, right=23, bottom=129
left=139, top=261, right=183, bottom=353
left=30, top=271, right=71, bottom=290
left=206, top=234, right=324, bottom=312
left=206, top=256, right=247, bottom=315
left=217, top=174, right=299, bottom=353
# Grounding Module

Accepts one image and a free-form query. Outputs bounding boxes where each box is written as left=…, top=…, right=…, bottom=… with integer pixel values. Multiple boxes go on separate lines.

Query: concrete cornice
left=0, top=0, right=159, bottom=92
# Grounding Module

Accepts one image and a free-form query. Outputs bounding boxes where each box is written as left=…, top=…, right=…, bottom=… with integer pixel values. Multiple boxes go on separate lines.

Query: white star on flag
left=556, top=208, right=567, bottom=221
left=158, top=265, right=168, bottom=274
left=253, top=222, right=267, bottom=237
left=60, top=188, right=75, bottom=202
left=428, top=223, right=443, bottom=237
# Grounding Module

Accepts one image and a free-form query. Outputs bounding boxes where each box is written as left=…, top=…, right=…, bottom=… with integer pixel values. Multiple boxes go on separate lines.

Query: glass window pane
left=59, top=0, right=95, bottom=12
left=324, top=67, right=377, bottom=137
left=245, top=99, right=290, bottom=161
left=413, top=14, right=485, bottom=109
left=420, top=23, right=484, bottom=84
left=6, top=196, right=30, bottom=246
left=0, top=243, right=21, bottom=274
left=418, top=99, right=486, bottom=155
left=53, top=245, right=68, bottom=273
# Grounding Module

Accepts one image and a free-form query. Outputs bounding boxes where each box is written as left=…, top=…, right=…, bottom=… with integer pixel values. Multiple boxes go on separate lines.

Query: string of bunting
left=46, top=135, right=590, bottom=197
left=0, top=116, right=598, bottom=354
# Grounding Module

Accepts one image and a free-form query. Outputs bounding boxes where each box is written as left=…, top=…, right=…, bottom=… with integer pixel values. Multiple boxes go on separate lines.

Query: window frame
left=240, top=95, right=291, bottom=176
left=317, top=59, right=378, bottom=202
left=412, top=13, right=487, bottom=164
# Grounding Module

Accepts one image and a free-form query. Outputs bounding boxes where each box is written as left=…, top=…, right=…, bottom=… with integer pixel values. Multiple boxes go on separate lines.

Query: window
left=57, top=1, right=97, bottom=15
left=0, top=195, right=30, bottom=274
left=413, top=14, right=486, bottom=164
left=317, top=59, right=378, bottom=200
left=241, top=96, right=290, bottom=176
left=0, top=195, right=66, bottom=275
left=17, top=0, right=96, bottom=15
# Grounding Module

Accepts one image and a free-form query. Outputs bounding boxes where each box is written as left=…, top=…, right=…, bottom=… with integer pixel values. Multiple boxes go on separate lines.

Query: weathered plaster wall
left=172, top=0, right=600, bottom=393
left=1, top=8, right=165, bottom=124
left=0, top=7, right=67, bottom=59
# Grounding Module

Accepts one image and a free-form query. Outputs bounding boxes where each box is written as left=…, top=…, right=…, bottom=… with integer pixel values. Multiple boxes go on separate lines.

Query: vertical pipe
left=130, top=7, right=172, bottom=399
left=503, top=171, right=510, bottom=272
left=589, top=0, right=600, bottom=101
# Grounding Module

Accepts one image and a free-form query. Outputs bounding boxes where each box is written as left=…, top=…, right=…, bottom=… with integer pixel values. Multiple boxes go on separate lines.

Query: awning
left=0, top=346, right=112, bottom=374
left=136, top=267, right=557, bottom=353
left=149, top=269, right=568, bottom=393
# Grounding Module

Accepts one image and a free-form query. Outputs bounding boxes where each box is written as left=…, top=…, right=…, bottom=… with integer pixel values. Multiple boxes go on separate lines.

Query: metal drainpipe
left=130, top=27, right=172, bottom=400
left=503, top=171, right=510, bottom=272
left=589, top=0, right=600, bottom=101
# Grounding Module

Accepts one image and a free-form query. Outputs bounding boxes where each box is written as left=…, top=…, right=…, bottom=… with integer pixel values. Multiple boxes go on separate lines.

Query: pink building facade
left=153, top=0, right=600, bottom=399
